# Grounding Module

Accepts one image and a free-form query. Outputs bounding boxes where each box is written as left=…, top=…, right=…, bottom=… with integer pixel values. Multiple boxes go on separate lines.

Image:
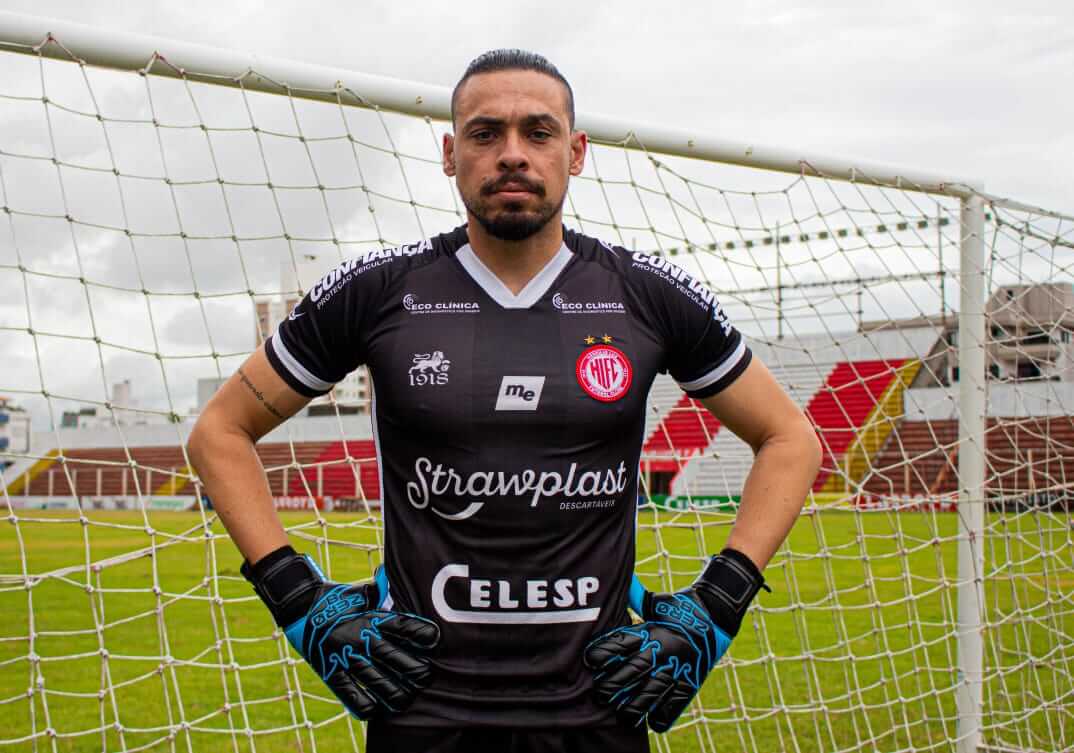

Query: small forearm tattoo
left=238, top=368, right=286, bottom=420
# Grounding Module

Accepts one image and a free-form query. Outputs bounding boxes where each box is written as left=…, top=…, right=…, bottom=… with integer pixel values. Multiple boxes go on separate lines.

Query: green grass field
left=1, top=507, right=1070, bottom=752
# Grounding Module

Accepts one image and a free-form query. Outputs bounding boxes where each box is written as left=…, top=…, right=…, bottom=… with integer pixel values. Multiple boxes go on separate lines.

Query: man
left=188, top=49, right=820, bottom=753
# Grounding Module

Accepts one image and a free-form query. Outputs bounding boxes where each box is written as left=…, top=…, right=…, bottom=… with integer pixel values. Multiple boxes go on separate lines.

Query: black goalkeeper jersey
left=265, top=225, right=751, bottom=728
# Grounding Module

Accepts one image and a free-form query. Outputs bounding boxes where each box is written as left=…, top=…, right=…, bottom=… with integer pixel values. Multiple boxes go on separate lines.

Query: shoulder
left=563, top=228, right=714, bottom=303
left=303, top=226, right=469, bottom=308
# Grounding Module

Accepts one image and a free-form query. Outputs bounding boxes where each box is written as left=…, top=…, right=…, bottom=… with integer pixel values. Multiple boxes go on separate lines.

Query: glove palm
left=243, top=548, right=440, bottom=720
left=284, top=579, right=439, bottom=717
left=585, top=549, right=767, bottom=732
left=585, top=586, right=731, bottom=731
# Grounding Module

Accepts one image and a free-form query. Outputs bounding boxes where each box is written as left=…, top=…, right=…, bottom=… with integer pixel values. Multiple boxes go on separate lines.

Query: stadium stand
left=671, top=361, right=831, bottom=497
left=863, top=415, right=1074, bottom=504
left=2, top=415, right=377, bottom=506
left=806, top=359, right=909, bottom=491
left=285, top=440, right=380, bottom=500
left=641, top=375, right=685, bottom=462
left=642, top=393, right=721, bottom=472
left=252, top=441, right=330, bottom=496
left=10, top=439, right=382, bottom=502
left=21, top=445, right=190, bottom=497
left=664, top=327, right=941, bottom=499
left=18, top=325, right=1068, bottom=510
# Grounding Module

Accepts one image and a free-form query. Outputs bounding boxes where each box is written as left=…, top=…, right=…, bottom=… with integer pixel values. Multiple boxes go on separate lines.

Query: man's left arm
left=585, top=356, right=820, bottom=731
left=699, top=355, right=822, bottom=570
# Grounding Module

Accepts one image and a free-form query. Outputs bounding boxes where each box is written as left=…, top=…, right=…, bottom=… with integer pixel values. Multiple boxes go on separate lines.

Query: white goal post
left=0, top=11, right=1071, bottom=753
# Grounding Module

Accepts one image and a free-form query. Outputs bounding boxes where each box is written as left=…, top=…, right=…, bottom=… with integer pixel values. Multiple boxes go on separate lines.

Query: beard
left=462, top=173, right=565, bottom=242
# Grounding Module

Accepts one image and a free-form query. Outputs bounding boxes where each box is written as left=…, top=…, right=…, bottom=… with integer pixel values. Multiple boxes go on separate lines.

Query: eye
left=531, top=130, right=552, bottom=142
left=471, top=129, right=495, bottom=142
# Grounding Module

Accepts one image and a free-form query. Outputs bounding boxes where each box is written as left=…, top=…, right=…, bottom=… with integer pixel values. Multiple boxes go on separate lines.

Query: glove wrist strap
left=240, top=545, right=322, bottom=628
left=692, top=547, right=770, bottom=637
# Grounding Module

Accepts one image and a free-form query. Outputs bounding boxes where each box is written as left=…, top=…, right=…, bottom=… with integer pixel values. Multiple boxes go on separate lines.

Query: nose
left=497, top=129, right=529, bottom=173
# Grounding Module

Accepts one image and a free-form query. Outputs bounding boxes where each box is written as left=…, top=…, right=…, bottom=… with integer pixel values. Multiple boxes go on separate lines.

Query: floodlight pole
left=956, top=194, right=987, bottom=753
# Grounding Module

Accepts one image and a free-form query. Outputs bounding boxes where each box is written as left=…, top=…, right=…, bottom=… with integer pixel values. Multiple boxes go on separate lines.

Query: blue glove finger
left=584, top=625, right=649, bottom=671
left=325, top=672, right=380, bottom=719
left=647, top=682, right=698, bottom=733
left=361, top=629, right=435, bottom=689
left=592, top=652, right=656, bottom=707
left=619, top=672, right=677, bottom=727
left=342, top=655, right=413, bottom=713
left=372, top=610, right=441, bottom=650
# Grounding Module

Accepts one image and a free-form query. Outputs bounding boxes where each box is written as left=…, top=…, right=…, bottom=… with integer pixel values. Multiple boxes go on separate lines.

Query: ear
left=443, top=133, right=456, bottom=177
left=569, top=130, right=587, bottom=177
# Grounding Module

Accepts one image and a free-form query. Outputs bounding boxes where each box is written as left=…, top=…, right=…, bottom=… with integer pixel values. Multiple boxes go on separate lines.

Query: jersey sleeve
left=265, top=256, right=384, bottom=397
left=626, top=252, right=752, bottom=399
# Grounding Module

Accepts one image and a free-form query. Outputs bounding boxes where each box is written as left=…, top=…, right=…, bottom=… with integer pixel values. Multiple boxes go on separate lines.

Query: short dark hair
left=451, top=49, right=575, bottom=129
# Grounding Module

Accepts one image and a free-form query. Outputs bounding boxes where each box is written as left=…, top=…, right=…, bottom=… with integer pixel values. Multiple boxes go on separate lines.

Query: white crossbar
left=0, top=9, right=982, bottom=196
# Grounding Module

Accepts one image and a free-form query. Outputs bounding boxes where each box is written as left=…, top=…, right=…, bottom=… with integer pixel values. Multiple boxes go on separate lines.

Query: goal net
left=0, top=16, right=1072, bottom=753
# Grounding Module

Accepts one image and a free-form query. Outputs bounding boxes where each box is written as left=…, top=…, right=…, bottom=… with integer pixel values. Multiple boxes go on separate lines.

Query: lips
left=495, top=188, right=535, bottom=199
left=483, top=176, right=543, bottom=197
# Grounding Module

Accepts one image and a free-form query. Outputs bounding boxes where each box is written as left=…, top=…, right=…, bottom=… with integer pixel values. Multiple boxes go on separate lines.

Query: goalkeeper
left=189, top=49, right=820, bottom=753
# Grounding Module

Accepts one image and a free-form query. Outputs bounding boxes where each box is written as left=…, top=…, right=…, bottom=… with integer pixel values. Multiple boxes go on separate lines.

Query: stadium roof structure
left=858, top=314, right=954, bottom=332
left=858, top=282, right=1074, bottom=333
left=749, top=325, right=942, bottom=367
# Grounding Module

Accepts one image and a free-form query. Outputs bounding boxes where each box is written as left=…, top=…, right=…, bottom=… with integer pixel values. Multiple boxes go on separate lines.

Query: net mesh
left=0, top=32, right=1072, bottom=753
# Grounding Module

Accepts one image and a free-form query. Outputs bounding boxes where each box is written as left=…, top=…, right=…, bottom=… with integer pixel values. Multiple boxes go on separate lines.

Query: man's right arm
left=188, top=345, right=442, bottom=719
left=187, top=344, right=312, bottom=565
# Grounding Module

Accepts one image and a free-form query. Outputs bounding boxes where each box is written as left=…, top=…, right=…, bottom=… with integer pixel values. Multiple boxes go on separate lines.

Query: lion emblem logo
left=409, top=351, right=451, bottom=386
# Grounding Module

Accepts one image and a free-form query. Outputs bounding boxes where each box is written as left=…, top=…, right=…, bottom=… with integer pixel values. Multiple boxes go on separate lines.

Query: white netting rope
left=0, top=30, right=1070, bottom=753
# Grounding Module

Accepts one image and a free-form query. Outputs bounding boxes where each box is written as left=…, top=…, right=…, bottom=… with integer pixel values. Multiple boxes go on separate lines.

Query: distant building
left=60, top=406, right=99, bottom=429
left=0, top=396, right=31, bottom=456
left=986, top=283, right=1074, bottom=381
left=256, top=296, right=300, bottom=347
left=860, top=283, right=1074, bottom=387
left=60, top=380, right=171, bottom=430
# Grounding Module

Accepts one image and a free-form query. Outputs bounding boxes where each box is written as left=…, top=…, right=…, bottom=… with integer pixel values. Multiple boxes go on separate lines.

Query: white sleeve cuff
left=676, top=339, right=747, bottom=393
left=270, top=326, right=335, bottom=393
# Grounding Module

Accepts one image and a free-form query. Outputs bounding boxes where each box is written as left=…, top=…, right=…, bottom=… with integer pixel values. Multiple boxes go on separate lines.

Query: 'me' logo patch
left=495, top=376, right=546, bottom=411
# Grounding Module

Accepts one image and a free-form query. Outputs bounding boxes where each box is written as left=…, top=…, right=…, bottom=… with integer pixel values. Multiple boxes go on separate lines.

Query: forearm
left=188, top=421, right=289, bottom=565
left=724, top=419, right=820, bottom=570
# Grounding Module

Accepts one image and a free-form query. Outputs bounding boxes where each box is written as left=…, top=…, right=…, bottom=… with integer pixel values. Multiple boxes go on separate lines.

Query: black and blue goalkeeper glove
left=584, top=548, right=769, bottom=732
left=241, top=545, right=440, bottom=719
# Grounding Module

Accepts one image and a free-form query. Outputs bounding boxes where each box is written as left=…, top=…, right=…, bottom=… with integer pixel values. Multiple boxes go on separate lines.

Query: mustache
left=482, top=174, right=545, bottom=197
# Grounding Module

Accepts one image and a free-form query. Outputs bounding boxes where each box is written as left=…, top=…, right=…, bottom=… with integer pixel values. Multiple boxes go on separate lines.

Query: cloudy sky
left=1, top=1, right=1071, bottom=429
left=6, top=0, right=1070, bottom=207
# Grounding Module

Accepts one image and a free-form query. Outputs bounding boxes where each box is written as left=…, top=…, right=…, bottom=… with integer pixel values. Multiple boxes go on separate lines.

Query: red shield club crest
left=576, top=345, right=632, bottom=402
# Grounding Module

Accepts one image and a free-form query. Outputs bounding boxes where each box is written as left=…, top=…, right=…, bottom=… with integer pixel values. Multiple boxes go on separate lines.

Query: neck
left=465, top=215, right=564, bottom=295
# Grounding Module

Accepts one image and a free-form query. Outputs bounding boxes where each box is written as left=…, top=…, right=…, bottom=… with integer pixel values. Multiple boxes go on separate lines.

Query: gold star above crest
left=601, top=334, right=613, bottom=344
left=584, top=335, right=596, bottom=345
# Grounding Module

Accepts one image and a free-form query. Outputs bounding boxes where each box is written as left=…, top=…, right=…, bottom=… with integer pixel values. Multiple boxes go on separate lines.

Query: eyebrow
left=461, top=113, right=563, bottom=132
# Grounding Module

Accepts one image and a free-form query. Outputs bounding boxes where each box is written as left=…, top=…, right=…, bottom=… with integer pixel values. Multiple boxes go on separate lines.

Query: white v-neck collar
left=455, top=243, right=573, bottom=309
